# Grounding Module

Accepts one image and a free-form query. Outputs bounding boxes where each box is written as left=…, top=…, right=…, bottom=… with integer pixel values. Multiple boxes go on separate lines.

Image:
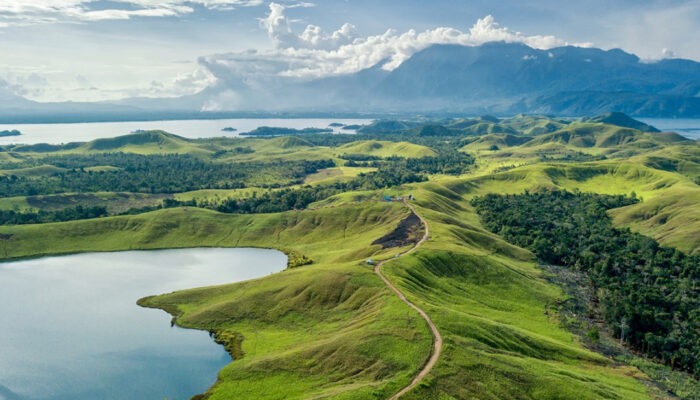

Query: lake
left=0, top=119, right=372, bottom=145
left=0, top=248, right=287, bottom=400
left=0, top=117, right=696, bottom=147
left=639, top=118, right=700, bottom=140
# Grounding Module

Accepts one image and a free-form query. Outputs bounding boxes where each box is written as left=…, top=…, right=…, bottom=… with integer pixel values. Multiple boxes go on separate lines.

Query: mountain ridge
left=2, top=42, right=700, bottom=121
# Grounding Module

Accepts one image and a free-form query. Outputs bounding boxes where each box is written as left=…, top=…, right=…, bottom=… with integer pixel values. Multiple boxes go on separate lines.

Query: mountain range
left=2, top=42, right=700, bottom=122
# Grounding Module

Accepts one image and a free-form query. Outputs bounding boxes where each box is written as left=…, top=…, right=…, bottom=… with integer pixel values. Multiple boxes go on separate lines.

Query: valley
left=0, top=113, right=698, bottom=399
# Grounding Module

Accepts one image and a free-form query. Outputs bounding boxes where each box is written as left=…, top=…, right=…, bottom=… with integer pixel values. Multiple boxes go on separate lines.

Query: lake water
left=0, top=117, right=696, bottom=146
left=0, top=119, right=372, bottom=145
left=0, top=248, right=287, bottom=400
left=640, top=118, right=700, bottom=140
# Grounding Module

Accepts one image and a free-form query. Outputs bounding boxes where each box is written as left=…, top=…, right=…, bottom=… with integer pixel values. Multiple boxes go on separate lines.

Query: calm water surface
left=640, top=118, right=700, bottom=140
left=0, top=248, right=286, bottom=400
left=0, top=118, right=372, bottom=145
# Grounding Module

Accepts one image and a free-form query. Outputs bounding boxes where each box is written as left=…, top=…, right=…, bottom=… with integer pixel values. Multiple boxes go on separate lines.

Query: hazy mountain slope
left=2, top=42, right=699, bottom=121
left=368, top=42, right=700, bottom=116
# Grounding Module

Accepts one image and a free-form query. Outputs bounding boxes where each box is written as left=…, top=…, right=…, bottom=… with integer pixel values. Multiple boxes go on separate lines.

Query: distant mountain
left=1, top=42, right=700, bottom=121
left=364, top=42, right=700, bottom=117
left=103, top=42, right=700, bottom=118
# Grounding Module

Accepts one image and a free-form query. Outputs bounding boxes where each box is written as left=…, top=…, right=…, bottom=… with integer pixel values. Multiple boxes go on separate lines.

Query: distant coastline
left=0, top=129, right=21, bottom=137
left=0, top=111, right=390, bottom=125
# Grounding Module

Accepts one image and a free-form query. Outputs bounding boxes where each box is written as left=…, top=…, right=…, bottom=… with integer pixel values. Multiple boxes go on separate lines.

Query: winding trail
left=374, top=200, right=442, bottom=400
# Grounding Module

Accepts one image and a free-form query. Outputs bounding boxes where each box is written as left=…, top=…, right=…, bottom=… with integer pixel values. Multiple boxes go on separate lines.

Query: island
left=243, top=126, right=333, bottom=136
left=0, top=129, right=21, bottom=137
left=221, top=127, right=237, bottom=132
left=328, top=122, right=344, bottom=127
left=342, top=124, right=363, bottom=130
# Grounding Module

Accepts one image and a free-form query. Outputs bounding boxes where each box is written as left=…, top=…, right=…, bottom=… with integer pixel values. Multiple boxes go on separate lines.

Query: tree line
left=471, top=190, right=699, bottom=376
left=0, top=154, right=334, bottom=196
left=209, top=165, right=426, bottom=214
left=0, top=205, right=108, bottom=225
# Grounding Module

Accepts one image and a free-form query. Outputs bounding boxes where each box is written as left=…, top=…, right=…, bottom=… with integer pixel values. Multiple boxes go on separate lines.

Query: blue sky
left=0, top=0, right=698, bottom=102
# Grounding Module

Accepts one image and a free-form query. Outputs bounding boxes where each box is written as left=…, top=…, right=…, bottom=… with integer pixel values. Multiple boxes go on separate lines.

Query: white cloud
left=600, top=1, right=700, bottom=61
left=0, top=0, right=262, bottom=26
left=206, top=2, right=593, bottom=85
left=1, top=64, right=216, bottom=101
left=661, top=48, right=676, bottom=59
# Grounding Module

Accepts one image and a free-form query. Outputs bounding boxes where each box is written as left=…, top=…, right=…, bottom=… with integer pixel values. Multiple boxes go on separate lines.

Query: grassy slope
left=0, top=164, right=67, bottom=177
left=459, top=131, right=700, bottom=254
left=304, top=166, right=378, bottom=185
left=0, top=191, right=171, bottom=213
left=462, top=161, right=700, bottom=254
left=380, top=181, right=656, bottom=399
left=336, top=140, right=436, bottom=158
left=0, top=203, right=433, bottom=400
left=610, top=187, right=700, bottom=255
left=0, top=187, right=665, bottom=399
left=1, top=125, right=697, bottom=399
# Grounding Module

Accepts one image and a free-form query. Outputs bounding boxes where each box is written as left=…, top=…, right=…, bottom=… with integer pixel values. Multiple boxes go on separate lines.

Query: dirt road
left=373, top=200, right=442, bottom=399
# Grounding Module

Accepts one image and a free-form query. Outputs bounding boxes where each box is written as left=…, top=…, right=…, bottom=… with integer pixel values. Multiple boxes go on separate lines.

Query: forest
left=471, top=190, right=700, bottom=376
left=0, top=205, right=108, bottom=225
left=204, top=164, right=426, bottom=213
left=0, top=154, right=335, bottom=196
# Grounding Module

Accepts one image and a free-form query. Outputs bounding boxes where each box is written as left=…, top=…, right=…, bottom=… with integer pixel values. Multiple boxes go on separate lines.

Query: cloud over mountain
left=199, top=1, right=595, bottom=100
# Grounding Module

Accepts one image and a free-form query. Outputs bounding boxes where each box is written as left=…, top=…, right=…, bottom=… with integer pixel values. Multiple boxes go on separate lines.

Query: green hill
left=501, top=114, right=570, bottom=135
left=521, top=123, right=689, bottom=151
left=582, top=112, right=660, bottom=132
left=265, top=136, right=314, bottom=149
left=82, top=130, right=207, bottom=155
left=461, top=134, right=533, bottom=151
left=0, top=115, right=697, bottom=399
left=337, top=140, right=436, bottom=158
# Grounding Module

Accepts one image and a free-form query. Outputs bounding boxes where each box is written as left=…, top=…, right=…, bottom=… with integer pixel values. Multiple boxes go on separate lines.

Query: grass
left=0, top=192, right=171, bottom=213
left=304, top=166, right=377, bottom=185
left=0, top=202, right=434, bottom=399
left=1, top=120, right=697, bottom=399
left=0, top=164, right=67, bottom=177
left=336, top=140, right=436, bottom=158
left=0, top=185, right=673, bottom=399
left=174, top=188, right=272, bottom=202
left=609, top=187, right=700, bottom=254
left=378, top=181, right=671, bottom=399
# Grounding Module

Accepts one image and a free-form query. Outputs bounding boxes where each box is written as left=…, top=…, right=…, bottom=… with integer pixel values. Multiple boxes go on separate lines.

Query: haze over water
left=0, top=119, right=371, bottom=145
left=0, top=118, right=697, bottom=147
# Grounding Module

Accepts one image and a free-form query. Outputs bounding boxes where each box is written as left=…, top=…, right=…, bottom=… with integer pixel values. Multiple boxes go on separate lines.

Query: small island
left=342, top=124, right=363, bottom=130
left=328, top=122, right=344, bottom=127
left=221, top=127, right=237, bottom=132
left=0, top=129, right=21, bottom=137
left=244, top=126, right=333, bottom=136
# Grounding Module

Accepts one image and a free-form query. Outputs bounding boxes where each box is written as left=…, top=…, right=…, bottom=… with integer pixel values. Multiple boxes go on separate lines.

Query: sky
left=0, top=0, right=698, bottom=102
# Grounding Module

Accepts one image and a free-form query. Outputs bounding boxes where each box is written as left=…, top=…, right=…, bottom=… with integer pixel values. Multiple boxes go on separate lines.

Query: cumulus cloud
left=203, top=2, right=593, bottom=85
left=661, top=48, right=677, bottom=59
left=0, top=0, right=262, bottom=25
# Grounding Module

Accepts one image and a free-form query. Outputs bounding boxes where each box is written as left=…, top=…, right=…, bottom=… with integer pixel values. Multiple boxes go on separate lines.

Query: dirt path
left=374, top=200, right=442, bottom=400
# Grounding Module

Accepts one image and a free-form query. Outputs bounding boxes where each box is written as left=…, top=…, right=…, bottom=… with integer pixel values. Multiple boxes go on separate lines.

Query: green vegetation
left=1, top=113, right=698, bottom=399
left=0, top=129, right=21, bottom=137
left=0, top=153, right=334, bottom=196
left=471, top=190, right=699, bottom=375
left=0, top=204, right=108, bottom=225
left=244, top=126, right=333, bottom=136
